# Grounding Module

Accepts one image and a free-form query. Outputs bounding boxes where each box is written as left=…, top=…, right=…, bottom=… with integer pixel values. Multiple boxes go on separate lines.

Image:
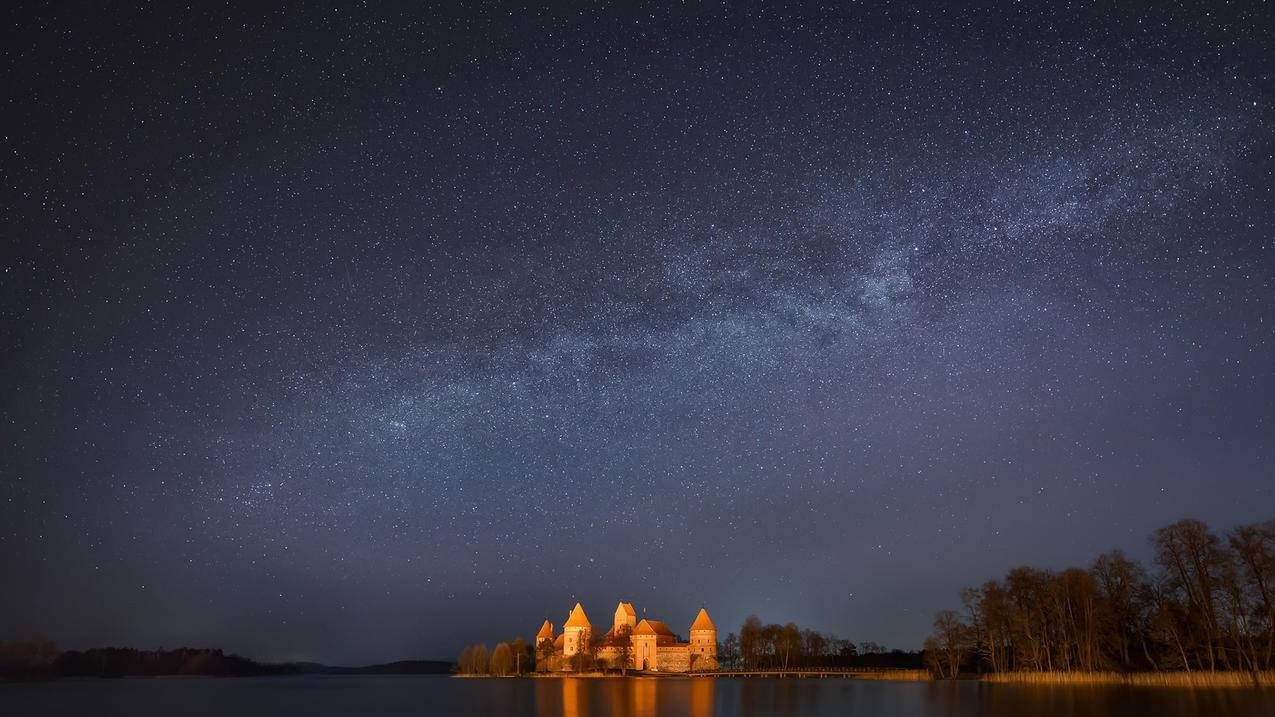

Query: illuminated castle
left=535, top=601, right=718, bottom=672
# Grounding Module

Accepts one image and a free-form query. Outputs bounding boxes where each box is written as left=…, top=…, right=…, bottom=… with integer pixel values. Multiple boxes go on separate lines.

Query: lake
left=3, top=675, right=1274, bottom=716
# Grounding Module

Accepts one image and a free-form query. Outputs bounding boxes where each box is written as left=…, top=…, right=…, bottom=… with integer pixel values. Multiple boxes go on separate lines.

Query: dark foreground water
left=3, top=675, right=1275, bottom=717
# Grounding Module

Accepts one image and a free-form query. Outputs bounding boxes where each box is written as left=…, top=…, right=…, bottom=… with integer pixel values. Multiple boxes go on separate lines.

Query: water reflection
left=529, top=676, right=1275, bottom=717
left=539, top=677, right=716, bottom=717
left=688, top=678, right=713, bottom=717
left=5, top=675, right=1274, bottom=717
left=631, top=678, right=654, bottom=717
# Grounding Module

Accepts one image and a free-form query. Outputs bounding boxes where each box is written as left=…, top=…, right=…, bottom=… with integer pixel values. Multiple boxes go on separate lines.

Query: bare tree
left=457, top=644, right=490, bottom=675
left=740, top=615, right=763, bottom=668
left=722, top=633, right=740, bottom=670
left=1154, top=519, right=1229, bottom=670
left=926, top=516, right=1274, bottom=677
left=1229, top=521, right=1275, bottom=670
left=1092, top=550, right=1148, bottom=668
left=490, top=643, right=514, bottom=676
left=927, top=610, right=971, bottom=678
left=778, top=623, right=801, bottom=669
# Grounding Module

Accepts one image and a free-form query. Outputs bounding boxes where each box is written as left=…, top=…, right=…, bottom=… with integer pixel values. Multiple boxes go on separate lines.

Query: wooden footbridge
left=685, top=668, right=927, bottom=679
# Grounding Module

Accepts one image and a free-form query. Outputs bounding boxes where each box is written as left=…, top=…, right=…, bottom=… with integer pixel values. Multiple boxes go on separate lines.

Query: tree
left=740, top=615, right=763, bottom=669
left=963, top=580, right=1011, bottom=673
left=801, top=629, right=826, bottom=668
left=777, top=623, right=802, bottom=669
left=926, top=610, right=971, bottom=678
left=1153, top=519, right=1229, bottom=670
left=759, top=624, right=781, bottom=668
left=832, top=637, right=857, bottom=667
left=569, top=632, right=597, bottom=673
left=1092, top=550, right=1149, bottom=669
left=722, top=633, right=740, bottom=670
left=1228, top=521, right=1275, bottom=670
left=509, top=638, right=531, bottom=675
left=0, top=638, right=59, bottom=678
left=611, top=625, right=633, bottom=675
left=535, top=634, right=554, bottom=672
left=457, top=644, right=490, bottom=675
left=923, top=515, right=1275, bottom=677
left=490, top=643, right=514, bottom=676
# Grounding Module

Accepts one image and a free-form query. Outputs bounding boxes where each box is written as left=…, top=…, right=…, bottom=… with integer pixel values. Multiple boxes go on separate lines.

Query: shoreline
left=978, top=671, right=1275, bottom=688
left=453, top=670, right=933, bottom=681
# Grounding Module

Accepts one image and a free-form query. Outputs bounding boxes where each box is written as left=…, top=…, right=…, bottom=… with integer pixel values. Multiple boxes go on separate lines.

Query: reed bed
left=853, top=670, right=931, bottom=681
left=980, top=671, right=1275, bottom=688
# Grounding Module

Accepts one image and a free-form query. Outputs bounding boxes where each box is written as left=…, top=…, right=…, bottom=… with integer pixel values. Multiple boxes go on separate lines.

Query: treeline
left=924, top=518, right=1275, bottom=678
left=721, top=617, right=921, bottom=670
left=0, top=640, right=452, bottom=680
left=0, top=641, right=276, bottom=680
left=456, top=638, right=533, bottom=676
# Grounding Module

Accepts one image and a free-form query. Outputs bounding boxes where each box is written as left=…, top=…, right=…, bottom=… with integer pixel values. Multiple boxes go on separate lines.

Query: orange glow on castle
left=536, top=601, right=718, bottom=672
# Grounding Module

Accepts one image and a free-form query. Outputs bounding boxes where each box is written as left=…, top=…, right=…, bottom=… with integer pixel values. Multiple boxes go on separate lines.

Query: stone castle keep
left=536, top=601, right=718, bottom=672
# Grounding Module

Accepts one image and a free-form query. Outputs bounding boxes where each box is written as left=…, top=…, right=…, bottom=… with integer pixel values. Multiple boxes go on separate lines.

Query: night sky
left=2, top=2, right=1272, bottom=665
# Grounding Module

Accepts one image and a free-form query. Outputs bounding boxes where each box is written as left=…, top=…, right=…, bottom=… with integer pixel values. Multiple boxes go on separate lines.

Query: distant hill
left=0, top=641, right=453, bottom=680
left=294, top=660, right=453, bottom=675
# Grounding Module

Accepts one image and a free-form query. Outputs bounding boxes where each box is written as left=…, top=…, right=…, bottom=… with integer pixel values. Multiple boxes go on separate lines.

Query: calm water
left=3, top=675, right=1274, bottom=716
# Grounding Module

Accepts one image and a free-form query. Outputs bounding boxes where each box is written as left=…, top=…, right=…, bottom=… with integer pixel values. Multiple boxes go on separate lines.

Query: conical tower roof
left=689, top=608, right=716, bottom=632
left=564, top=602, right=592, bottom=629
left=536, top=619, right=554, bottom=640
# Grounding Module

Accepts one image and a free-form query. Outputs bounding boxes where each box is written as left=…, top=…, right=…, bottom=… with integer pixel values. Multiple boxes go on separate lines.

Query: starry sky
left=2, top=2, right=1272, bottom=665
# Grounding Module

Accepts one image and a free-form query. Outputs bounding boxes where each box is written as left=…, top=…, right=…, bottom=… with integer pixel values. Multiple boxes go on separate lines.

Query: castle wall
left=595, top=645, right=623, bottom=670
left=655, top=644, right=691, bottom=672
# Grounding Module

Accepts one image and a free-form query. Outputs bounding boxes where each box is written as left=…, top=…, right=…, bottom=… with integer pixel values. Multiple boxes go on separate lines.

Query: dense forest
left=923, top=518, right=1274, bottom=679
left=719, top=619, right=921, bottom=671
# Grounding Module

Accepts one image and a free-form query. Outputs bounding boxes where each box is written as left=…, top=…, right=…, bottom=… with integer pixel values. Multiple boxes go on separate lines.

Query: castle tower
left=688, top=608, right=718, bottom=670
left=562, top=602, right=592, bottom=658
left=632, top=619, right=660, bottom=671
left=613, top=602, right=637, bottom=634
left=536, top=619, right=555, bottom=647
left=535, top=619, right=555, bottom=671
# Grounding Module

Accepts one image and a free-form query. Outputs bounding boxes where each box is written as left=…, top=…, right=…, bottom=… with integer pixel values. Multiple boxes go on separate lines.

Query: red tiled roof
left=634, top=619, right=675, bottom=636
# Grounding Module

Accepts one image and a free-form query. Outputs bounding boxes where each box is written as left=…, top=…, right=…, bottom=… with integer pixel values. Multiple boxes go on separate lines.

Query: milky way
left=2, top=3, right=1272, bottom=663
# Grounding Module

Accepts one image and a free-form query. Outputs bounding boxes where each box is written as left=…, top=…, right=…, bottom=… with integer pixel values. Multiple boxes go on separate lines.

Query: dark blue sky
left=2, top=2, right=1272, bottom=664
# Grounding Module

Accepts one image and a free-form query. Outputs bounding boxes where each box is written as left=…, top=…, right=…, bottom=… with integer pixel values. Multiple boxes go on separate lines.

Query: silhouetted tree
left=510, top=638, right=531, bottom=675
left=929, top=516, right=1275, bottom=677
left=1229, top=521, right=1275, bottom=670
left=722, top=633, right=740, bottom=669
left=925, top=610, right=971, bottom=678
left=740, top=615, right=763, bottom=668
